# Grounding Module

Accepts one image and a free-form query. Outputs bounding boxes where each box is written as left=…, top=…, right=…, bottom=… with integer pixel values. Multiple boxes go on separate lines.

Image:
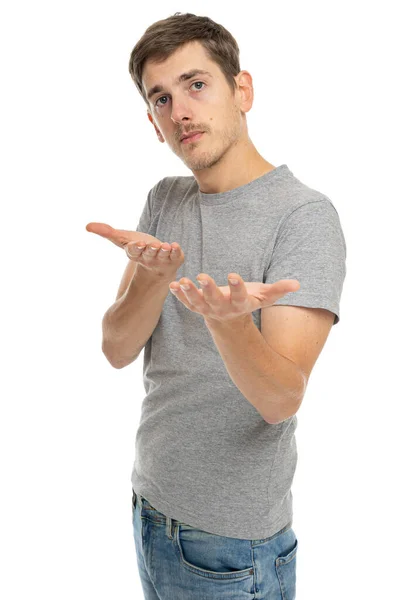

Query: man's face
left=142, top=40, right=245, bottom=171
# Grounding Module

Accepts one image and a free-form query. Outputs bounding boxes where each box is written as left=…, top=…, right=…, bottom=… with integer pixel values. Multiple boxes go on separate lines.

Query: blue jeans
left=131, top=488, right=297, bottom=599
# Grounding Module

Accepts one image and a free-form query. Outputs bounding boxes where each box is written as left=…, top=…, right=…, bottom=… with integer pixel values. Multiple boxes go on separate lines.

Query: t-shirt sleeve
left=135, top=178, right=164, bottom=234
left=264, top=198, right=347, bottom=325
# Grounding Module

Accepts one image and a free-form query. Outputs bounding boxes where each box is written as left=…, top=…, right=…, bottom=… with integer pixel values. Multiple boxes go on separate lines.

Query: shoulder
left=156, top=175, right=198, bottom=197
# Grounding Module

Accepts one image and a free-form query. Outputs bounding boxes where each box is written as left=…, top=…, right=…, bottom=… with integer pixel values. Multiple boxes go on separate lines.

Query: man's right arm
left=101, top=262, right=176, bottom=369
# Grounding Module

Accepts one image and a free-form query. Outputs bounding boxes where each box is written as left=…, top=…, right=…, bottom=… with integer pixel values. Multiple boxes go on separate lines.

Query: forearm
left=102, top=263, right=175, bottom=369
left=204, top=314, right=306, bottom=424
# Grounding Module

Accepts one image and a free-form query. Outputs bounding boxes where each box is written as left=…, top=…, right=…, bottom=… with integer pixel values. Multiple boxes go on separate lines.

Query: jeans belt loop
left=166, top=515, right=173, bottom=539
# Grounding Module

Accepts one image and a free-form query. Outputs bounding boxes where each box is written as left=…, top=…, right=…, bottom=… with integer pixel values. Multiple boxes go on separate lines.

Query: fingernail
left=228, top=278, right=239, bottom=285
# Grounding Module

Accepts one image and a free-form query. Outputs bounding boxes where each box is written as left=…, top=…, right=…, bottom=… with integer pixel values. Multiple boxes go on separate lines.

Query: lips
left=180, top=131, right=204, bottom=144
left=181, top=131, right=204, bottom=142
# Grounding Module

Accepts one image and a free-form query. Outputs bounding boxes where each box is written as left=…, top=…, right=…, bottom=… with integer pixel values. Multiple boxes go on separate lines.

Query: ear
left=147, top=110, right=165, bottom=143
left=234, top=71, right=254, bottom=114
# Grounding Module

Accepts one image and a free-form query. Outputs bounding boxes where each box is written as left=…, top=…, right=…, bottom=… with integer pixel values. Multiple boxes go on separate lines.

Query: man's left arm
left=204, top=314, right=306, bottom=425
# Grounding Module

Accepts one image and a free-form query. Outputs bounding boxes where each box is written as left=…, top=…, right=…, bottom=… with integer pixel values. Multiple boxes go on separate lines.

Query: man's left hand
left=169, top=273, right=300, bottom=325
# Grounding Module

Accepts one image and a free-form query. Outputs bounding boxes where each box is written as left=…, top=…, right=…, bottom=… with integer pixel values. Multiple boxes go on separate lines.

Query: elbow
left=102, top=343, right=138, bottom=369
left=265, top=401, right=301, bottom=425
left=108, top=358, right=126, bottom=370
left=102, top=346, right=119, bottom=369
left=266, top=408, right=299, bottom=425
left=265, top=378, right=306, bottom=425
left=102, top=341, right=124, bottom=369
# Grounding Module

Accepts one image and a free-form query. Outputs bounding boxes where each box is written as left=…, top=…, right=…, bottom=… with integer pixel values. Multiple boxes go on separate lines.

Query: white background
left=1, top=1, right=399, bottom=598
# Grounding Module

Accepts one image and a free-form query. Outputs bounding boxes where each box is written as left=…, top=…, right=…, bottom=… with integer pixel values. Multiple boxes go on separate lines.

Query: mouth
left=180, top=132, right=204, bottom=144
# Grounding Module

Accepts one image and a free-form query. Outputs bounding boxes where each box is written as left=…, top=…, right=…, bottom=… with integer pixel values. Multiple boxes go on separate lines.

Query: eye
left=154, top=81, right=206, bottom=107
left=191, top=81, right=205, bottom=91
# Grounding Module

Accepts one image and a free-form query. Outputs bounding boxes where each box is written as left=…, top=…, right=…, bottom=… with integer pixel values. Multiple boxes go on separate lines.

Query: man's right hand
left=85, top=222, right=185, bottom=278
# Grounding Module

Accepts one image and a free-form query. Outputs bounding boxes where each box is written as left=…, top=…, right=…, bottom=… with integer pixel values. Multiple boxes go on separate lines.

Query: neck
left=193, top=136, right=276, bottom=195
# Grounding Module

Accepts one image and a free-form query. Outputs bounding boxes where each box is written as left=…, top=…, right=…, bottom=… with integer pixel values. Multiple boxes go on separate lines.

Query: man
left=87, top=12, right=346, bottom=600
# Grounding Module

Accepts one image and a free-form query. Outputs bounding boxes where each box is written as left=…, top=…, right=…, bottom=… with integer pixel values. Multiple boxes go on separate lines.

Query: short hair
left=128, top=12, right=241, bottom=108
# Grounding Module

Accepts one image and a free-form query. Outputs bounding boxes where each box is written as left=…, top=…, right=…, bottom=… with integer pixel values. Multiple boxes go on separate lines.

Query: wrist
left=135, top=262, right=178, bottom=287
left=204, top=313, right=253, bottom=331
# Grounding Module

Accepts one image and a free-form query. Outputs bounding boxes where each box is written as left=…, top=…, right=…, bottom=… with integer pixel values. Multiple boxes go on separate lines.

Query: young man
left=89, top=12, right=346, bottom=600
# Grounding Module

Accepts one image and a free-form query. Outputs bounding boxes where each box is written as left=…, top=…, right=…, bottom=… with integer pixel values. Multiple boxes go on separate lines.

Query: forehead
left=142, top=41, right=218, bottom=99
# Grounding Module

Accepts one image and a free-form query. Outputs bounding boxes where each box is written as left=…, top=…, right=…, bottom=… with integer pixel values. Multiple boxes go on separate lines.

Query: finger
left=282, top=278, right=301, bottom=291
left=86, top=222, right=160, bottom=251
left=169, top=283, right=182, bottom=294
left=171, top=278, right=205, bottom=310
left=145, top=242, right=182, bottom=262
left=85, top=222, right=116, bottom=239
left=125, top=241, right=148, bottom=259
left=195, top=274, right=224, bottom=306
left=154, top=243, right=174, bottom=260
left=268, top=279, right=301, bottom=297
left=126, top=241, right=170, bottom=261
left=227, top=273, right=248, bottom=304
left=177, top=278, right=203, bottom=301
left=86, top=222, right=137, bottom=250
left=169, top=281, right=192, bottom=308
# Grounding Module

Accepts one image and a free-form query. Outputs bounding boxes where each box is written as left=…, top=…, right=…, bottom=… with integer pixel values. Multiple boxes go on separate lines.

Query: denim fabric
left=132, top=488, right=297, bottom=599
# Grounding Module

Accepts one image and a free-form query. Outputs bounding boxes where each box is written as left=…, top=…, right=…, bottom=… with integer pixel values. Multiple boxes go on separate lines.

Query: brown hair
left=128, top=12, right=241, bottom=109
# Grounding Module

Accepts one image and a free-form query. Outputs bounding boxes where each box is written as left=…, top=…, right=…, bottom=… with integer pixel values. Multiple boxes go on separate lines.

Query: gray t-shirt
left=131, top=164, right=346, bottom=540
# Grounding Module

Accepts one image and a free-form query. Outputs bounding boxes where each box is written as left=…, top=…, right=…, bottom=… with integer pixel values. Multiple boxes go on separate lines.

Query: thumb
left=85, top=222, right=159, bottom=249
left=86, top=222, right=115, bottom=238
left=86, top=222, right=126, bottom=249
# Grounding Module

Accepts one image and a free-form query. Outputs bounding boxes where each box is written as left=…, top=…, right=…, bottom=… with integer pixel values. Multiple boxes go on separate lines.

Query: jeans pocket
left=176, top=524, right=254, bottom=581
left=275, top=535, right=298, bottom=599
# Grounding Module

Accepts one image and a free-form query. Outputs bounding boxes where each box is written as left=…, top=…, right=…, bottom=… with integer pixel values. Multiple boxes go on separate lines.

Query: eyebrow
left=146, top=69, right=213, bottom=101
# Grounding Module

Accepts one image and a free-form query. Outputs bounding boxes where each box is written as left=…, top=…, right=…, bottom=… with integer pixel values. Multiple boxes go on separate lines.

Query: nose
left=170, top=97, right=194, bottom=127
